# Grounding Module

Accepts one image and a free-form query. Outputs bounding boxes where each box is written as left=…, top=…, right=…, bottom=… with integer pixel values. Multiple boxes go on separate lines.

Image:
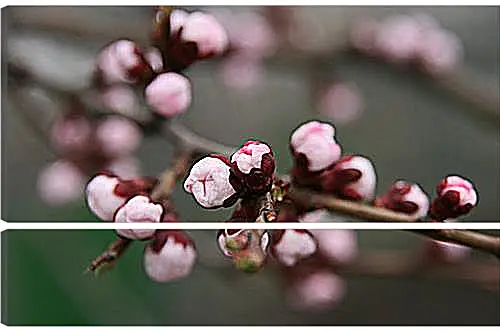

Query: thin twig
left=150, top=149, right=196, bottom=201
left=85, top=237, right=132, bottom=274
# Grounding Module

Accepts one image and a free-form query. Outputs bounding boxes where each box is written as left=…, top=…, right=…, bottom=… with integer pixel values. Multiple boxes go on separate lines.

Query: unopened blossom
left=272, top=230, right=317, bottom=267
left=224, top=11, right=277, bottom=58
left=37, top=160, right=85, bottom=205
left=114, top=195, right=163, bottom=240
left=417, top=29, right=463, bottom=75
left=96, top=39, right=149, bottom=84
left=144, top=230, right=197, bottom=282
left=100, top=85, right=141, bottom=118
left=145, top=47, right=164, bottom=73
left=184, top=156, right=237, bottom=208
left=105, top=156, right=141, bottom=179
left=374, top=15, right=422, bottom=62
left=145, top=72, right=192, bottom=118
left=300, top=210, right=358, bottom=265
left=290, top=121, right=342, bottom=172
left=220, top=55, right=264, bottom=91
left=375, top=181, right=430, bottom=219
left=287, top=270, right=346, bottom=310
left=230, top=141, right=275, bottom=195
left=171, top=10, right=229, bottom=57
left=317, top=83, right=364, bottom=125
left=86, top=174, right=127, bottom=221
left=430, top=175, right=478, bottom=220
left=50, top=115, right=92, bottom=153
left=322, top=155, right=377, bottom=201
left=217, top=229, right=271, bottom=257
left=96, top=116, right=142, bottom=157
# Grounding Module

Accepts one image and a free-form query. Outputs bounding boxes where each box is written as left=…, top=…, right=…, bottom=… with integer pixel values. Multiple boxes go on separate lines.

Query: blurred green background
left=2, top=230, right=500, bottom=325
left=1, top=6, right=500, bottom=326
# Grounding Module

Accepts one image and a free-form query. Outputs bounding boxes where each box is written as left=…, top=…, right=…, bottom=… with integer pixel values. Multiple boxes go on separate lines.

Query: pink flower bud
left=226, top=12, right=277, bottom=58
left=317, top=83, right=364, bottom=125
left=100, top=85, right=140, bottom=118
left=417, top=29, right=463, bottom=75
left=300, top=210, right=359, bottom=265
left=37, top=160, right=85, bottom=205
left=220, top=55, right=264, bottom=91
left=145, top=72, right=192, bottom=118
left=114, top=195, right=163, bottom=240
left=86, top=174, right=127, bottom=221
left=51, top=115, right=91, bottom=153
left=374, top=15, right=422, bottom=62
left=322, top=155, right=377, bottom=201
left=105, top=156, right=140, bottom=179
left=184, top=156, right=237, bottom=208
left=229, top=141, right=275, bottom=195
left=375, top=181, right=430, bottom=219
left=272, top=230, right=318, bottom=266
left=96, top=116, right=142, bottom=157
left=145, top=47, right=163, bottom=73
left=96, top=40, right=148, bottom=84
left=180, top=12, right=229, bottom=57
left=430, top=175, right=478, bottom=220
left=287, top=271, right=346, bottom=311
left=169, top=9, right=189, bottom=35
left=231, top=141, right=271, bottom=174
left=290, top=121, right=342, bottom=172
left=144, top=230, right=197, bottom=282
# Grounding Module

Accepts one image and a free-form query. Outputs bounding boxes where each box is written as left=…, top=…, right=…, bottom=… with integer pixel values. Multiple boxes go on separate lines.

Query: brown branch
left=289, top=185, right=417, bottom=222
left=411, top=230, right=500, bottom=258
left=162, top=119, right=236, bottom=156
left=340, top=251, right=500, bottom=291
left=150, top=149, right=196, bottom=201
left=288, top=185, right=500, bottom=257
left=85, top=237, right=132, bottom=274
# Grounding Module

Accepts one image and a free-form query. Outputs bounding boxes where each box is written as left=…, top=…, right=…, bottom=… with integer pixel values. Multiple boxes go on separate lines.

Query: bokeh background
left=2, top=229, right=500, bottom=325
left=1, top=6, right=500, bottom=326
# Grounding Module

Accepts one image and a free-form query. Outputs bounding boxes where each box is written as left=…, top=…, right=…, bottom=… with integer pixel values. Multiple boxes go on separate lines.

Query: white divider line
left=1, top=222, right=499, bottom=231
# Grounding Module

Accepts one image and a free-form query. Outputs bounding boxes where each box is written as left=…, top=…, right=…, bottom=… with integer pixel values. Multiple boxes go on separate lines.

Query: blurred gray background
left=1, top=6, right=500, bottom=326
left=2, top=6, right=499, bottom=222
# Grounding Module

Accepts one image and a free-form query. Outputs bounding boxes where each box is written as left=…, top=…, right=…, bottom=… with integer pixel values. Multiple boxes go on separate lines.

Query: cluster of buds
left=291, top=121, right=478, bottom=221
left=285, top=210, right=358, bottom=310
left=38, top=104, right=142, bottom=205
left=96, top=7, right=229, bottom=121
left=85, top=173, right=196, bottom=282
left=375, top=175, right=478, bottom=221
left=184, top=140, right=276, bottom=209
left=350, top=13, right=463, bottom=75
left=290, top=120, right=377, bottom=202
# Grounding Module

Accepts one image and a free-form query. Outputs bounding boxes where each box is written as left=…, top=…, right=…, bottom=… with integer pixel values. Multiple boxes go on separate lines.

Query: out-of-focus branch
left=162, top=120, right=236, bottom=156
left=340, top=250, right=499, bottom=291
left=288, top=185, right=500, bottom=257
left=412, top=230, right=500, bottom=258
